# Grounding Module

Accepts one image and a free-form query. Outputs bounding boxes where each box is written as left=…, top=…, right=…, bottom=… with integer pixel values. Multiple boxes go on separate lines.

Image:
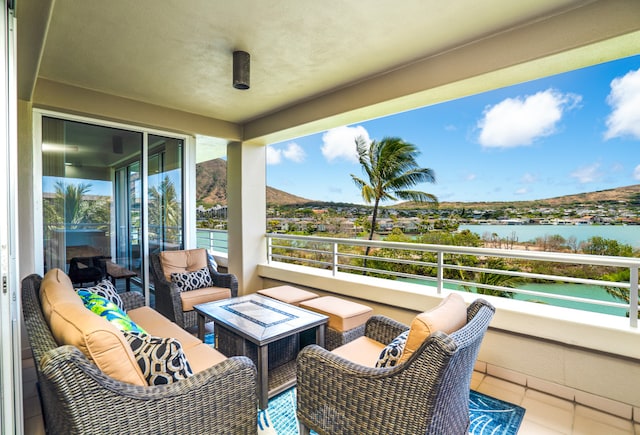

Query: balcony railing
left=196, top=228, right=229, bottom=253
left=265, top=233, right=640, bottom=327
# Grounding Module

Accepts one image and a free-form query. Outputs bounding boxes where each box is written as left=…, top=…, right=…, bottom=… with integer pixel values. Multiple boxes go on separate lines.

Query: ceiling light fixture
left=233, top=50, right=250, bottom=90
left=42, top=143, right=78, bottom=153
left=112, top=135, right=123, bottom=154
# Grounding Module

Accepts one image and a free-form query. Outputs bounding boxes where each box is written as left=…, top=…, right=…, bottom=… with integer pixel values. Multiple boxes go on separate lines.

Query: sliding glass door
left=114, top=160, right=142, bottom=275
left=40, top=114, right=185, bottom=299
left=148, top=134, right=184, bottom=254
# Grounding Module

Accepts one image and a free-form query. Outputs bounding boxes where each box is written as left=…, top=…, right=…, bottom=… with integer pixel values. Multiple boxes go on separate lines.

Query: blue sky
left=266, top=55, right=640, bottom=205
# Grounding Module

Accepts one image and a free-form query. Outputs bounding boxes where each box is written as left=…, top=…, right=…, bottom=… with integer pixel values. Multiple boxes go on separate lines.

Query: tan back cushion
left=159, top=248, right=208, bottom=281
left=40, top=268, right=83, bottom=323
left=40, top=268, right=147, bottom=386
left=48, top=302, right=147, bottom=386
left=398, top=293, right=467, bottom=364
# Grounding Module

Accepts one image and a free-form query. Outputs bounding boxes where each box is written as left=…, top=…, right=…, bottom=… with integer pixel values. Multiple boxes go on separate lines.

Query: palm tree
left=148, top=176, right=182, bottom=244
left=461, top=258, right=519, bottom=298
left=54, top=181, right=93, bottom=228
left=350, top=136, right=437, bottom=260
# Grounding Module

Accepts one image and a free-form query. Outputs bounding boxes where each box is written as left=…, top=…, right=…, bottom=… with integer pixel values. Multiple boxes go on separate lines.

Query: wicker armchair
left=68, top=256, right=107, bottom=286
left=21, top=273, right=257, bottom=435
left=149, top=249, right=238, bottom=329
left=296, top=299, right=495, bottom=435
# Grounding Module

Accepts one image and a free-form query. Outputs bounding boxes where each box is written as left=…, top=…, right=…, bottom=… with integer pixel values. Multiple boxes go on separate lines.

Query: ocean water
left=399, top=279, right=627, bottom=316
left=459, top=224, right=640, bottom=248
left=514, top=283, right=626, bottom=316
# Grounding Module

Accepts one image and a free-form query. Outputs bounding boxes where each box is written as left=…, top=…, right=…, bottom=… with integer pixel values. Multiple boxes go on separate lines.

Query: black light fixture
left=112, top=135, right=123, bottom=154
left=233, top=50, right=250, bottom=90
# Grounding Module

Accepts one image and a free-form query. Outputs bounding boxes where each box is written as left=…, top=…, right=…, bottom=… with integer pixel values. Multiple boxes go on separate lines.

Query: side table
left=105, top=261, right=137, bottom=292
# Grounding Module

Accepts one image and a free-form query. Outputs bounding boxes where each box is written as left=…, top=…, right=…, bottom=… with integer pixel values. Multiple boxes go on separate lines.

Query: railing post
left=630, top=266, right=638, bottom=328
left=437, top=251, right=443, bottom=294
left=333, top=242, right=338, bottom=276
left=267, top=235, right=272, bottom=264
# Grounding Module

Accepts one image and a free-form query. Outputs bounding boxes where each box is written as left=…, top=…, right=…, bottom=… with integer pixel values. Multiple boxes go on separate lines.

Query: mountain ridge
left=196, top=159, right=640, bottom=209
left=431, top=184, right=640, bottom=210
left=196, top=159, right=313, bottom=206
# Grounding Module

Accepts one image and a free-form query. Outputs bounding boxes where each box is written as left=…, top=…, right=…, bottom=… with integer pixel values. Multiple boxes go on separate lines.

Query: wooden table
left=194, top=294, right=328, bottom=409
left=105, top=261, right=137, bottom=292
left=65, top=245, right=102, bottom=263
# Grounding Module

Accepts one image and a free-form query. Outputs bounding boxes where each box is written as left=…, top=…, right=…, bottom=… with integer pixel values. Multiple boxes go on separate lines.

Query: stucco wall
left=259, top=264, right=640, bottom=409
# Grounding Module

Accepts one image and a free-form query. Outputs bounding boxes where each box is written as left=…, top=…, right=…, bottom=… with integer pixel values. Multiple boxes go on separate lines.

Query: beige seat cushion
left=300, top=296, right=373, bottom=332
left=180, top=287, right=231, bottom=311
left=159, top=248, right=209, bottom=281
left=128, top=306, right=228, bottom=374
left=127, top=306, right=176, bottom=331
left=331, top=336, right=386, bottom=368
left=184, top=343, right=228, bottom=373
left=398, top=293, right=467, bottom=364
left=128, top=306, right=201, bottom=350
left=257, top=286, right=319, bottom=306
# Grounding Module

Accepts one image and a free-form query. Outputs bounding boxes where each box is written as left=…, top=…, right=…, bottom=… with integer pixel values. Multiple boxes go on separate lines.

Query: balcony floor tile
left=22, top=358, right=639, bottom=434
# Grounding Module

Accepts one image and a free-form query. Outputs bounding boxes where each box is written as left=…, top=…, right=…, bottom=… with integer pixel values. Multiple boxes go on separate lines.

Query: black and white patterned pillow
left=170, top=267, right=213, bottom=292
left=375, top=330, right=409, bottom=368
left=78, top=279, right=125, bottom=311
left=123, top=331, right=193, bottom=385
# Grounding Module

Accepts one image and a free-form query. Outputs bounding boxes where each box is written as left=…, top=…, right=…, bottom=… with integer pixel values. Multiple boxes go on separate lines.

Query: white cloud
left=611, top=162, right=624, bottom=173
left=266, top=142, right=306, bottom=165
left=321, top=125, right=370, bottom=163
left=465, top=173, right=476, bottom=181
left=604, top=68, right=640, bottom=140
left=514, top=187, right=529, bottom=195
left=283, top=142, right=305, bottom=162
left=478, top=89, right=581, bottom=148
left=266, top=145, right=282, bottom=165
left=570, top=163, right=602, bottom=183
left=634, top=164, right=640, bottom=180
left=521, top=173, right=536, bottom=183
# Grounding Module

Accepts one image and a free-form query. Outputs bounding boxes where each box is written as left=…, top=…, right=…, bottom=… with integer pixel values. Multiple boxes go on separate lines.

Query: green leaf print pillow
left=77, top=289, right=146, bottom=334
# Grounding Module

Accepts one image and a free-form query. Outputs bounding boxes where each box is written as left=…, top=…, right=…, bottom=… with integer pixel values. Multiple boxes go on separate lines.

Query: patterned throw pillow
left=170, top=267, right=213, bottom=292
left=375, top=330, right=409, bottom=368
left=77, top=290, right=146, bottom=334
left=79, top=279, right=125, bottom=311
left=207, top=250, right=219, bottom=271
left=123, top=331, right=193, bottom=385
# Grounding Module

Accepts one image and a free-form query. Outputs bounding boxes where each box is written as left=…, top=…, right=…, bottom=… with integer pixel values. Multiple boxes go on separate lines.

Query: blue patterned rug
left=258, top=388, right=525, bottom=435
left=206, top=334, right=524, bottom=434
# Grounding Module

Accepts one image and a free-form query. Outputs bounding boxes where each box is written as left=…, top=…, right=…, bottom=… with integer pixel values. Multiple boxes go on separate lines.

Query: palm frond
left=394, top=190, right=438, bottom=204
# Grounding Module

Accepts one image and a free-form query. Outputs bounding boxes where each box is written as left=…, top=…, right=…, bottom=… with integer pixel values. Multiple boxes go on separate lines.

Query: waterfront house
left=3, top=1, right=640, bottom=433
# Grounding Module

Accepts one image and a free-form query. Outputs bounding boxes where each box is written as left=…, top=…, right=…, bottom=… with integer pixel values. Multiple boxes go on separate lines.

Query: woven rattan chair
left=296, top=298, right=495, bottom=435
left=68, top=255, right=107, bottom=286
left=21, top=274, right=257, bottom=435
left=149, top=249, right=238, bottom=329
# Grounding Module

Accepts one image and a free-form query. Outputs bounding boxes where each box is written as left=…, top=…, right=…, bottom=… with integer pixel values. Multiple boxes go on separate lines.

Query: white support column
left=227, top=141, right=266, bottom=294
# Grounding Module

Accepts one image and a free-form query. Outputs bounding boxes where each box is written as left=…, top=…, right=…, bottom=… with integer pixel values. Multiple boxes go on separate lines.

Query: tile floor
left=22, top=356, right=639, bottom=434
left=470, top=371, right=639, bottom=435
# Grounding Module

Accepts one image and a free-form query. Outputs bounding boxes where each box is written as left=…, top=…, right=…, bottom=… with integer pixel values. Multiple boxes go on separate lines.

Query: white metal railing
left=196, top=228, right=229, bottom=253
left=266, top=233, right=640, bottom=327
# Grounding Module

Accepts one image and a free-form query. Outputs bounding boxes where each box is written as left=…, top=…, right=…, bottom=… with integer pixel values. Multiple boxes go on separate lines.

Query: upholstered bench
left=300, top=296, right=373, bottom=350
left=21, top=269, right=257, bottom=434
left=257, top=285, right=319, bottom=306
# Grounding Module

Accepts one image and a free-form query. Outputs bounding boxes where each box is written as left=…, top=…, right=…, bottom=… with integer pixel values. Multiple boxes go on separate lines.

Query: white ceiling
left=17, top=0, right=640, bottom=143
